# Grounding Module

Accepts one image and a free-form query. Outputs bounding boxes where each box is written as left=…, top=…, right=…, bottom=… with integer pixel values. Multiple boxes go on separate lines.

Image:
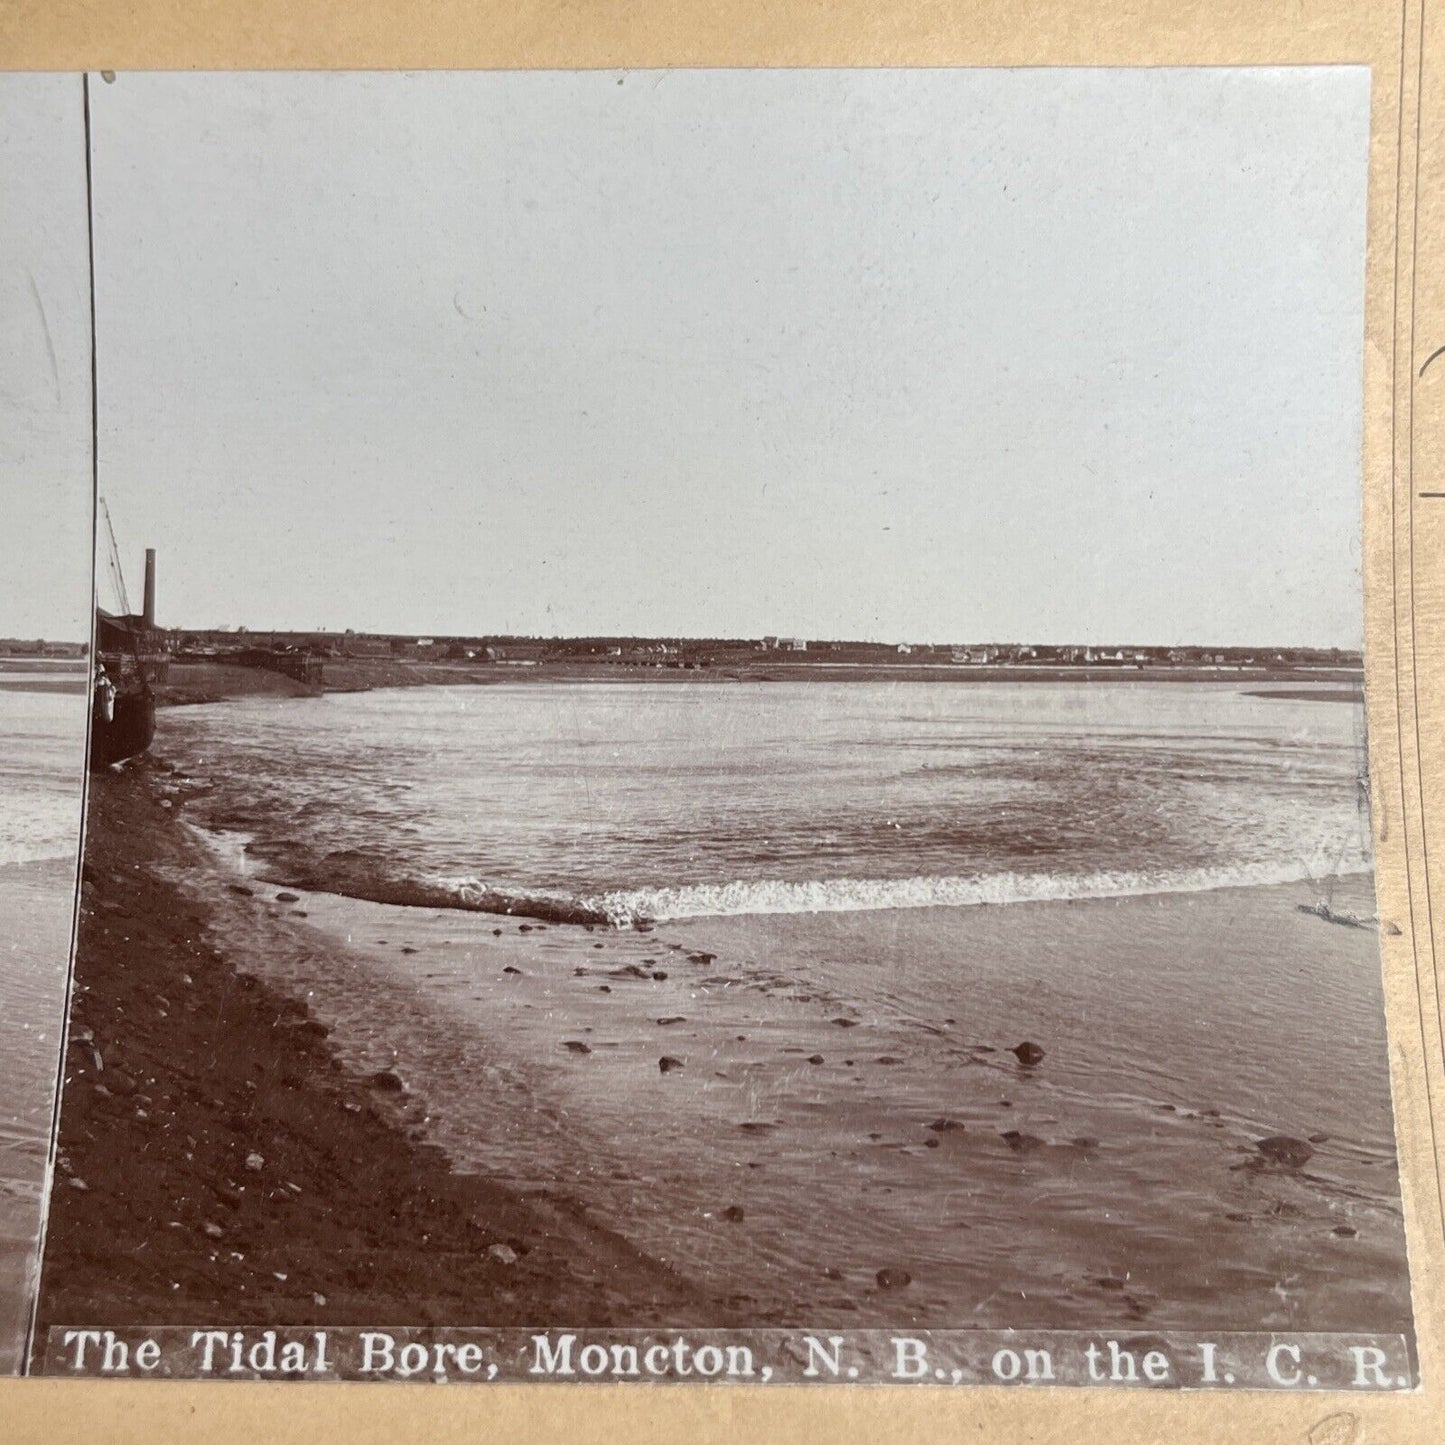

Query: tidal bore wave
left=413, top=854, right=1373, bottom=928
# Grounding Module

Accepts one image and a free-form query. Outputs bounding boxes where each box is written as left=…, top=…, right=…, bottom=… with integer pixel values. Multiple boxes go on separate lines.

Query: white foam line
left=430, top=856, right=1372, bottom=928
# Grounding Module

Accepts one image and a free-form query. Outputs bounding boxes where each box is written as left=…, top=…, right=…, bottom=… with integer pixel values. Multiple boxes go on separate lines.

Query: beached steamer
left=88, top=672, right=156, bottom=769
left=89, top=544, right=159, bottom=771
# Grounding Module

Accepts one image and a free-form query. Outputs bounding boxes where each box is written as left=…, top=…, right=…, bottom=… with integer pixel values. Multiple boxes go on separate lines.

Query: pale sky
left=0, top=74, right=90, bottom=642
left=3, top=68, right=1371, bottom=644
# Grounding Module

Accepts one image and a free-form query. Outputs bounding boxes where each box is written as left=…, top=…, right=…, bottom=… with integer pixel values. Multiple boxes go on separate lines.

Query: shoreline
left=228, top=829, right=1376, bottom=933
left=33, top=763, right=726, bottom=1342
left=152, top=659, right=1365, bottom=710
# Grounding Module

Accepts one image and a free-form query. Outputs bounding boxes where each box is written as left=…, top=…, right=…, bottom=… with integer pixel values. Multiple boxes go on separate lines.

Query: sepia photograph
left=0, top=64, right=1420, bottom=1389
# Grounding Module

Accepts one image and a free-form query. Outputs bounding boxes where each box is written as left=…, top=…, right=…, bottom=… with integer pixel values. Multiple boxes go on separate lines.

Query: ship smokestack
left=143, top=548, right=156, bottom=630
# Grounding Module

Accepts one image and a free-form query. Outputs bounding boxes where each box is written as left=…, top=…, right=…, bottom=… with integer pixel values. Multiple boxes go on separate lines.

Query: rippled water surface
left=168, top=679, right=1372, bottom=920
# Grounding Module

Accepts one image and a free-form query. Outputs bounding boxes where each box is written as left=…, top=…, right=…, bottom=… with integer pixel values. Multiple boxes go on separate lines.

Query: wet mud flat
left=32, top=765, right=721, bottom=1345
left=175, top=826, right=1412, bottom=1335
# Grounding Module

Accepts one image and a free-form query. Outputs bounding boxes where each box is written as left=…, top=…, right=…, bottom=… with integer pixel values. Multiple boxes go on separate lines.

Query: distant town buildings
left=144, top=626, right=1363, bottom=686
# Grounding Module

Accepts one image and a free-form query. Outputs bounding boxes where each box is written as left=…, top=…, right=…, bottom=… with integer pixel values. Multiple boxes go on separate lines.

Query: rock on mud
left=1254, top=1135, right=1314, bottom=1169
left=1011, top=1041, right=1045, bottom=1066
left=658, top=1056, right=685, bottom=1074
left=1000, top=1129, right=1046, bottom=1153
left=875, top=1267, right=912, bottom=1289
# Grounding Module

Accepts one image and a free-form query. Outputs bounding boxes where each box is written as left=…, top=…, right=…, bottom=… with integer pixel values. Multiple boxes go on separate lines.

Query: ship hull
left=89, top=689, right=156, bottom=770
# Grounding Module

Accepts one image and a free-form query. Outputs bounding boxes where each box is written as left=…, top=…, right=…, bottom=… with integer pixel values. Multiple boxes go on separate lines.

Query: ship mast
left=99, top=496, right=132, bottom=619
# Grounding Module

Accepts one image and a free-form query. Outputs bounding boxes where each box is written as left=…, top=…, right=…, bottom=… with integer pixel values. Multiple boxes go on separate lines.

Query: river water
left=168, top=678, right=1374, bottom=921
left=0, top=661, right=86, bottom=1371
